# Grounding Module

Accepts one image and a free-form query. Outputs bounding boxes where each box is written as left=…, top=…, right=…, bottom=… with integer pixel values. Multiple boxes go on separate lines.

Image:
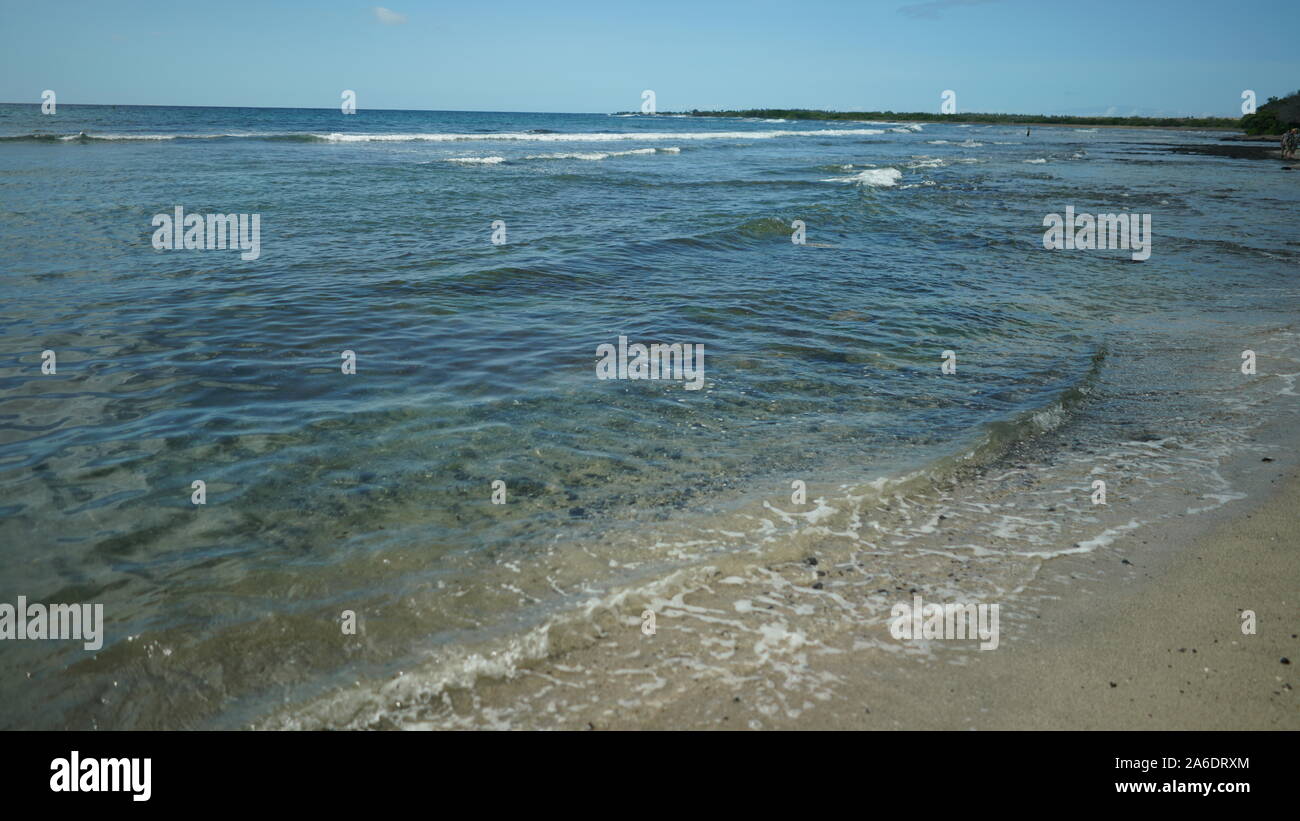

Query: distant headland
left=1241, top=90, right=1300, bottom=135
left=616, top=97, right=1300, bottom=133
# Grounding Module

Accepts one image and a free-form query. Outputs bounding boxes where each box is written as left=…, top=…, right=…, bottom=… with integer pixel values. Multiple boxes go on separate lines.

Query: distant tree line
left=1241, top=91, right=1300, bottom=135
left=613, top=109, right=1242, bottom=128
left=615, top=103, right=1300, bottom=132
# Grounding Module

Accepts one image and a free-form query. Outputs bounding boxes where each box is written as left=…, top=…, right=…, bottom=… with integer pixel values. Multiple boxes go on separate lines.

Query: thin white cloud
left=898, top=0, right=1000, bottom=19
left=373, top=6, right=408, bottom=25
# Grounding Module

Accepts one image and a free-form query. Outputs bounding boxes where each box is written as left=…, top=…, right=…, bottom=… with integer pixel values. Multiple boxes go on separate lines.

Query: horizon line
left=0, top=101, right=1240, bottom=120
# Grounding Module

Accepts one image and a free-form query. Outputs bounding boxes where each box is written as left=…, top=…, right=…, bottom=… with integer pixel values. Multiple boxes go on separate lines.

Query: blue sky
left=1, top=0, right=1296, bottom=115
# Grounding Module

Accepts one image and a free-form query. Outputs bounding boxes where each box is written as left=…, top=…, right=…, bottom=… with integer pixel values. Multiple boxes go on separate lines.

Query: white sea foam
left=1021, top=520, right=1142, bottom=559
left=524, top=147, right=672, bottom=160
left=443, top=147, right=681, bottom=163
left=922, top=138, right=983, bottom=147
left=821, top=167, right=903, bottom=186
left=36, top=128, right=888, bottom=144
left=322, top=128, right=887, bottom=143
left=1023, top=158, right=1047, bottom=164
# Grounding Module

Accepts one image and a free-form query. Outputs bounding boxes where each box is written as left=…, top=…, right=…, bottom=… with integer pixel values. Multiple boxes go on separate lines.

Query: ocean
left=1, top=104, right=1297, bottom=729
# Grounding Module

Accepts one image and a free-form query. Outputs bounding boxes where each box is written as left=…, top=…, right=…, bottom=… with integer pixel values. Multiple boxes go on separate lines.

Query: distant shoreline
left=626, top=110, right=1242, bottom=131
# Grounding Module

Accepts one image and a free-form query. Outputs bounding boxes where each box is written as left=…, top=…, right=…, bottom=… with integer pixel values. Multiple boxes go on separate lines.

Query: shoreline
left=352, top=380, right=1300, bottom=731
left=640, top=112, right=1243, bottom=132
left=523, top=436, right=1299, bottom=732
left=279, top=424, right=1299, bottom=731
left=235, top=121, right=1300, bottom=732
left=262, top=331, right=1300, bottom=730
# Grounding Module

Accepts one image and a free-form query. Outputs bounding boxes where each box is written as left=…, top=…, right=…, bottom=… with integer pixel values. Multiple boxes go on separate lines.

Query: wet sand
left=802, top=463, right=1300, bottom=730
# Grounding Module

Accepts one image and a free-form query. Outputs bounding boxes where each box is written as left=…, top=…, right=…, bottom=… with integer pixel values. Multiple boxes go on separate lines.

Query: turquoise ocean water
left=1, top=105, right=1297, bottom=728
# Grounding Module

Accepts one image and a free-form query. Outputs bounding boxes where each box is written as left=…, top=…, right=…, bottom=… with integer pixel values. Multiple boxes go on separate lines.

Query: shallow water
left=1, top=105, right=1297, bottom=728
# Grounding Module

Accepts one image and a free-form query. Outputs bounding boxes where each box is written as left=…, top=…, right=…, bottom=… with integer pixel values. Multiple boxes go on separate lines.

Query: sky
left=1, top=0, right=1297, bottom=116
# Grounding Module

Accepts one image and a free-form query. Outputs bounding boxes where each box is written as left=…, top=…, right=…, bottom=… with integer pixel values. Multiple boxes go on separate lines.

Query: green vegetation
left=1241, top=90, right=1300, bottom=135
left=619, top=109, right=1241, bottom=128
left=620, top=95, right=1300, bottom=134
